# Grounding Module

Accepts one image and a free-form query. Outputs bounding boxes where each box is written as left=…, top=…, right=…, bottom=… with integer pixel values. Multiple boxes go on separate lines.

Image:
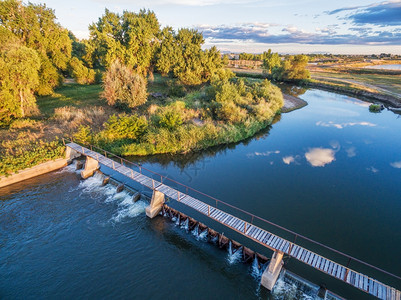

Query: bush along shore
left=73, top=75, right=284, bottom=156
left=0, top=135, right=65, bottom=177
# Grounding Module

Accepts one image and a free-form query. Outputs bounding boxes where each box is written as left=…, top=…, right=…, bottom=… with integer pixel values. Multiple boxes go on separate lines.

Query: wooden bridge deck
left=67, top=142, right=400, bottom=300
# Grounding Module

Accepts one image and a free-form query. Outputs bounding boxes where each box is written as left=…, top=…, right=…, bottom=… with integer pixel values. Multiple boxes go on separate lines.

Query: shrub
left=73, top=125, right=93, bottom=144
left=102, top=60, right=148, bottom=108
left=369, top=104, right=382, bottom=112
left=214, top=81, right=242, bottom=104
left=215, top=101, right=247, bottom=124
left=0, top=135, right=64, bottom=176
left=103, top=114, right=148, bottom=140
left=158, top=110, right=183, bottom=130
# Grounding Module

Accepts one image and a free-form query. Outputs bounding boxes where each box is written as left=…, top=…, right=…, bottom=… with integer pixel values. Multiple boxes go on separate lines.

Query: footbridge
left=65, top=140, right=401, bottom=300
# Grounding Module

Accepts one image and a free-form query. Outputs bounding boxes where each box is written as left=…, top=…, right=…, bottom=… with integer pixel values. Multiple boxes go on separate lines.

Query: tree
left=102, top=60, right=147, bottom=108
left=68, top=57, right=96, bottom=84
left=272, top=55, right=310, bottom=81
left=170, top=28, right=205, bottom=85
left=88, top=8, right=159, bottom=75
left=262, top=49, right=281, bottom=74
left=0, top=0, right=72, bottom=95
left=155, top=26, right=178, bottom=76
left=201, top=46, right=222, bottom=81
left=0, top=43, right=41, bottom=124
left=69, top=31, right=86, bottom=61
left=169, top=29, right=223, bottom=85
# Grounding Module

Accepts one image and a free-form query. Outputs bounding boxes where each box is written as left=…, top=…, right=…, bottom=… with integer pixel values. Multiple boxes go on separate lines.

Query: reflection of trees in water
left=126, top=114, right=281, bottom=170
left=277, top=83, right=308, bottom=97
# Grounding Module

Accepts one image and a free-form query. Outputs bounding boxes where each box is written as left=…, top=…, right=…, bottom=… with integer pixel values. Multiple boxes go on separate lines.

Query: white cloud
left=305, top=148, right=336, bottom=167
left=316, top=121, right=376, bottom=129
left=346, top=147, right=356, bottom=158
left=247, top=150, right=280, bottom=157
left=282, top=156, right=295, bottom=165
left=367, top=166, right=379, bottom=173
left=94, top=0, right=258, bottom=6
left=390, top=161, right=401, bottom=168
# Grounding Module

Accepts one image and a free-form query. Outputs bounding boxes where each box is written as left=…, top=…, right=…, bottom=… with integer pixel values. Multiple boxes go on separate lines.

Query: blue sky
left=30, top=0, right=401, bottom=54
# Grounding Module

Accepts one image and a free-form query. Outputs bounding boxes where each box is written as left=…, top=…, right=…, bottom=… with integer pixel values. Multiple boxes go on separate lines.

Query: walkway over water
left=66, top=141, right=401, bottom=300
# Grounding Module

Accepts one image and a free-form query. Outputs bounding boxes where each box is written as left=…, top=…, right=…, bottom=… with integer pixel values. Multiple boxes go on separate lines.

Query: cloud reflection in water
left=305, top=147, right=336, bottom=167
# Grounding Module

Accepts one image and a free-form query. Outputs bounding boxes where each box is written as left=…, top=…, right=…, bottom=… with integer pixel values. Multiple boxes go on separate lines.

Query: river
left=1, top=89, right=400, bottom=299
left=364, top=64, right=401, bottom=70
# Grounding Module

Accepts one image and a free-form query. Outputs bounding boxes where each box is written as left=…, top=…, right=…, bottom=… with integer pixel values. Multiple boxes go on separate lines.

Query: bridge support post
left=261, top=251, right=284, bottom=291
left=81, top=156, right=99, bottom=179
left=65, top=146, right=81, bottom=163
left=146, top=190, right=165, bottom=218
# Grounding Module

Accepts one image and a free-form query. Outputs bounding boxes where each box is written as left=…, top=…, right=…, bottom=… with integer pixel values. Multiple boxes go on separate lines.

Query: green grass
left=37, top=84, right=103, bottom=116
left=147, top=74, right=172, bottom=94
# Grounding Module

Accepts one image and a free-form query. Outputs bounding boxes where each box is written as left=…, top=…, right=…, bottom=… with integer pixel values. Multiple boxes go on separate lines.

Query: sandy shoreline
left=282, top=94, right=308, bottom=113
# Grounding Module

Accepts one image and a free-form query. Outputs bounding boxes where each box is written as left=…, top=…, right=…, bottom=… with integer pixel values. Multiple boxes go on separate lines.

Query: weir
left=65, top=141, right=401, bottom=300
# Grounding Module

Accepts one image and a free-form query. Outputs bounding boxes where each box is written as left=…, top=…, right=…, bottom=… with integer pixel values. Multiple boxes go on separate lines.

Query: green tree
left=172, top=28, right=205, bottom=85
left=171, top=29, right=223, bottom=85
left=69, top=31, right=87, bottom=61
left=0, top=0, right=72, bottom=95
left=262, top=49, right=281, bottom=74
left=102, top=60, right=147, bottom=108
left=88, top=8, right=159, bottom=75
left=201, top=46, right=222, bottom=81
left=0, top=43, right=41, bottom=124
left=272, top=55, right=310, bottom=81
left=68, top=57, right=96, bottom=84
left=155, top=26, right=178, bottom=76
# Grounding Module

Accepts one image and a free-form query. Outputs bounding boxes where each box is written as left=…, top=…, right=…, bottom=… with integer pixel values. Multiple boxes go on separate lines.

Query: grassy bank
left=74, top=75, right=284, bottom=156
left=0, top=74, right=284, bottom=170
left=229, top=65, right=401, bottom=107
left=308, top=63, right=401, bottom=106
left=0, top=83, right=110, bottom=177
left=0, top=135, right=65, bottom=177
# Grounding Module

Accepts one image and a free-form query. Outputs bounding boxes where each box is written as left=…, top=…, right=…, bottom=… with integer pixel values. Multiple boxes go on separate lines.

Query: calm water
left=1, top=89, right=401, bottom=299
left=364, top=64, right=401, bottom=70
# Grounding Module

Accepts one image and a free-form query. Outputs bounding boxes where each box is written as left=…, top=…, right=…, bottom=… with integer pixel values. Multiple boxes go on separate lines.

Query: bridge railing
left=63, top=138, right=401, bottom=287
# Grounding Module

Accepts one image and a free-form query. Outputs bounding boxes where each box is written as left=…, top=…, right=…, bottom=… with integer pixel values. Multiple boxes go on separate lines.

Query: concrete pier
left=65, top=146, right=81, bottom=163
left=81, top=156, right=99, bottom=179
left=146, top=190, right=165, bottom=218
left=261, top=251, right=284, bottom=291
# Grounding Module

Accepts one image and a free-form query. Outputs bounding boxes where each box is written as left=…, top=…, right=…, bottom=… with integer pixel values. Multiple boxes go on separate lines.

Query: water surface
left=1, top=89, right=400, bottom=299
left=364, top=64, right=401, bottom=70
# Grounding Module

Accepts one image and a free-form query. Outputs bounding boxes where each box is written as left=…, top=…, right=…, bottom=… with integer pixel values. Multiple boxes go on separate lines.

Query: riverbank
left=0, top=74, right=284, bottom=174
left=308, top=80, right=401, bottom=108
left=282, top=94, right=308, bottom=113
left=229, top=64, right=401, bottom=108
left=0, top=158, right=67, bottom=188
left=308, top=63, right=401, bottom=107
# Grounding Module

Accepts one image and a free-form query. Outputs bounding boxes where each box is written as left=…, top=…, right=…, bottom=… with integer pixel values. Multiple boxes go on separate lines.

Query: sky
left=30, top=0, right=401, bottom=54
